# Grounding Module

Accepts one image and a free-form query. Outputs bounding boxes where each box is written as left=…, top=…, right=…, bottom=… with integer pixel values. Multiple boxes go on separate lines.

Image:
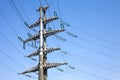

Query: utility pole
left=19, top=5, right=67, bottom=80
left=39, top=6, right=44, bottom=80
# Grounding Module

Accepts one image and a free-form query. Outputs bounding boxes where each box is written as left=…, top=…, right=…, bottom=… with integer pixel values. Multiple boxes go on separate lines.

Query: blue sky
left=0, top=0, right=120, bottom=80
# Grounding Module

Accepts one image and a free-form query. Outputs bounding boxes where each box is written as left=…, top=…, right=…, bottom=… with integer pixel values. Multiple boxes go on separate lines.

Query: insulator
left=66, top=31, right=77, bottom=38
left=61, top=50, right=68, bottom=54
left=60, top=20, right=70, bottom=27
left=54, top=11, right=58, bottom=17
left=25, top=75, right=32, bottom=78
left=18, top=36, right=24, bottom=42
left=68, top=65, right=75, bottom=69
left=30, top=58, right=37, bottom=61
left=60, top=23, right=65, bottom=30
left=27, top=33, right=32, bottom=38
left=48, top=27, right=52, bottom=32
left=24, top=21, right=29, bottom=27
left=25, top=75, right=37, bottom=79
left=26, top=43, right=38, bottom=49
left=31, top=41, right=34, bottom=46
left=56, top=68, right=64, bottom=72
left=55, top=35, right=66, bottom=41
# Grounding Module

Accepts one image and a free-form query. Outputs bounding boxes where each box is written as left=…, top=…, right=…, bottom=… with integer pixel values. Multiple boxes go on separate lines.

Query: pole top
left=36, top=5, right=50, bottom=12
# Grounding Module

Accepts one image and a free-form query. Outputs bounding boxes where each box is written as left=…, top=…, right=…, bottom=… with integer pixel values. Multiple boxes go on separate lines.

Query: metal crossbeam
left=23, top=29, right=65, bottom=44
left=26, top=47, right=60, bottom=58
left=19, top=62, right=67, bottom=74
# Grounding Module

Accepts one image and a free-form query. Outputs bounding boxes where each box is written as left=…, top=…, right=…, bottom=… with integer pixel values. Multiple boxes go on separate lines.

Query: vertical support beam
left=43, top=10, right=47, bottom=80
left=39, top=6, right=44, bottom=80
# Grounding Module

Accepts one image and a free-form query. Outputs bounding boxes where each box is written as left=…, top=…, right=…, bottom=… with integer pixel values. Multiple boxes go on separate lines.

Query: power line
left=55, top=0, right=120, bottom=50
left=68, top=53, right=120, bottom=73
left=66, top=39, right=120, bottom=60
left=72, top=26, right=120, bottom=48
left=18, top=0, right=31, bottom=24
left=0, top=62, right=24, bottom=80
left=0, top=61, right=37, bottom=79
left=38, top=0, right=42, bottom=6
left=75, top=68, right=109, bottom=80
left=76, top=35, right=120, bottom=53
left=57, top=65, right=109, bottom=80
left=7, top=0, right=30, bottom=33
left=53, top=0, right=120, bottom=54
left=0, top=9, right=18, bottom=36
left=44, top=0, right=66, bottom=62
left=0, top=31, right=33, bottom=67
left=51, top=0, right=56, bottom=11
left=8, top=0, right=24, bottom=21
left=0, top=9, right=33, bottom=52
left=56, top=0, right=62, bottom=19
left=64, top=69, right=108, bottom=80
left=0, top=49, right=25, bottom=69
left=0, top=31, right=24, bottom=56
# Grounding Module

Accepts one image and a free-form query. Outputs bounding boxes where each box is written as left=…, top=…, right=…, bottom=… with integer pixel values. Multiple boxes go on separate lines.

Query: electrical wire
left=0, top=9, right=33, bottom=52
left=38, top=0, right=42, bottom=6
left=0, top=49, right=25, bottom=68
left=56, top=0, right=62, bottom=19
left=56, top=0, right=120, bottom=54
left=53, top=0, right=120, bottom=54
left=68, top=53, right=120, bottom=73
left=0, top=61, right=38, bottom=80
left=0, top=62, right=24, bottom=80
left=36, top=0, right=120, bottom=80
left=44, top=0, right=66, bottom=62
left=55, top=64, right=109, bottom=80
left=55, top=0, right=120, bottom=51
left=72, top=26, right=120, bottom=48
left=74, top=68, right=109, bottom=80
left=18, top=0, right=31, bottom=24
left=7, top=0, right=30, bottom=33
left=67, top=39, right=120, bottom=60
left=76, top=35, right=120, bottom=53
left=0, top=31, right=24, bottom=56
left=0, top=30, right=34, bottom=69
left=0, top=10, right=18, bottom=36
left=64, top=70, right=108, bottom=80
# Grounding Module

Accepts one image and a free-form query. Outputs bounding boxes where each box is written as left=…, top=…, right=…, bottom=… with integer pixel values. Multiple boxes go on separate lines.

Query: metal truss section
left=24, top=29, right=64, bottom=44
left=44, top=29, right=65, bottom=37
left=28, top=16, right=58, bottom=28
left=19, top=65, right=38, bottom=74
left=44, top=62, right=68, bottom=69
left=26, top=47, right=60, bottom=58
left=37, top=5, right=50, bottom=12
left=29, top=19, right=40, bottom=28
left=43, top=17, right=58, bottom=25
left=24, top=32, right=39, bottom=43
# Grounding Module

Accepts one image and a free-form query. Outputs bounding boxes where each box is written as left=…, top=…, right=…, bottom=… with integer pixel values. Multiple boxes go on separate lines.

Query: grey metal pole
left=43, top=11, right=47, bottom=80
left=39, top=6, right=44, bottom=80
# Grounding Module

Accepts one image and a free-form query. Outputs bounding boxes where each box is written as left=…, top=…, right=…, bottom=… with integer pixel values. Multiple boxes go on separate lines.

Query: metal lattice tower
left=19, top=5, right=67, bottom=80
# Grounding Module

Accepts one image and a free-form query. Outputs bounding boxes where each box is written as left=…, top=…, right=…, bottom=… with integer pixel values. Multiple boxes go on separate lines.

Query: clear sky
left=0, top=0, right=120, bottom=80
